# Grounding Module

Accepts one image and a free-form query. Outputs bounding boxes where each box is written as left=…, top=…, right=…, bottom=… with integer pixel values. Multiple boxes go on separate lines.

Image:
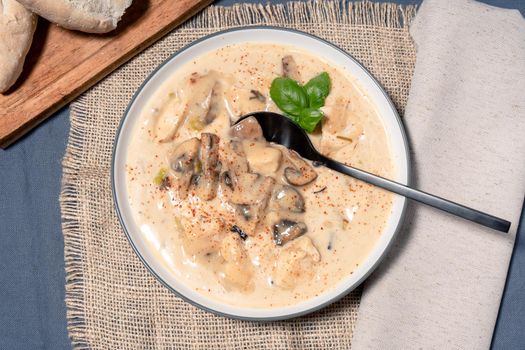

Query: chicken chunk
left=243, top=141, right=282, bottom=176
left=273, top=236, right=320, bottom=289
left=219, top=234, right=253, bottom=291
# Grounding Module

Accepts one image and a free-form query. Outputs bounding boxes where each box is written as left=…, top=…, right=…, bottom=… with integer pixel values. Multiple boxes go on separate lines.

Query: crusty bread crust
left=0, top=0, right=37, bottom=93
left=17, top=0, right=133, bottom=34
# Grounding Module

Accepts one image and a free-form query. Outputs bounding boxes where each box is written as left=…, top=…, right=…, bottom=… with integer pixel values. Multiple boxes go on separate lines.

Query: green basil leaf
left=304, top=72, right=331, bottom=109
left=270, top=77, right=308, bottom=116
left=298, top=108, right=324, bottom=133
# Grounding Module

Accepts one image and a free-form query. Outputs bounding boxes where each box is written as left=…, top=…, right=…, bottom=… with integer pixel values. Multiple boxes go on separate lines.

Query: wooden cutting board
left=0, top=0, right=212, bottom=148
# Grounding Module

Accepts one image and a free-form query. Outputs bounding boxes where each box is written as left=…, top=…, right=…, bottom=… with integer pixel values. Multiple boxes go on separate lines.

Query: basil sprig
left=270, top=72, right=331, bottom=133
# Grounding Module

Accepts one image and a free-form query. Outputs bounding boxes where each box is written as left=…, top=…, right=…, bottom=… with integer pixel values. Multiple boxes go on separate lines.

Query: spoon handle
left=319, top=156, right=511, bottom=233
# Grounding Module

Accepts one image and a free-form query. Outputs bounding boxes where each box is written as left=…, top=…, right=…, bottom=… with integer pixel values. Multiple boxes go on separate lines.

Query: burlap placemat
left=60, top=1, right=416, bottom=348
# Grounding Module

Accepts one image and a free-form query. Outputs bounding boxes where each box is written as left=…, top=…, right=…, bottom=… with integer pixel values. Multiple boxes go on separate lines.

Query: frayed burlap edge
left=61, top=94, right=91, bottom=349
left=189, top=1, right=416, bottom=28
left=60, top=1, right=417, bottom=348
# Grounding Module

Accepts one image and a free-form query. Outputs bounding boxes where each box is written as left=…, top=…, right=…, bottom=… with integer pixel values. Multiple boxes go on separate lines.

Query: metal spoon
left=236, top=112, right=511, bottom=233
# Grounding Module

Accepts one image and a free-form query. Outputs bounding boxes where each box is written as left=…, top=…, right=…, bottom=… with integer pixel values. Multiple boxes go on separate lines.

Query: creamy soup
left=126, top=43, right=394, bottom=308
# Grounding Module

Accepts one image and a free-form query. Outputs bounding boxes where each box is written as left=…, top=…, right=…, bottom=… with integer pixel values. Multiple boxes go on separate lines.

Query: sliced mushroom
left=230, top=116, right=264, bottom=141
left=273, top=219, right=307, bottom=246
left=220, top=171, right=234, bottom=191
left=169, top=138, right=200, bottom=199
left=282, top=149, right=317, bottom=186
left=193, top=133, right=221, bottom=200
left=231, top=224, right=249, bottom=240
left=234, top=204, right=253, bottom=221
left=221, top=140, right=249, bottom=176
left=170, top=138, right=200, bottom=172
left=282, top=55, right=301, bottom=82
left=269, top=184, right=305, bottom=213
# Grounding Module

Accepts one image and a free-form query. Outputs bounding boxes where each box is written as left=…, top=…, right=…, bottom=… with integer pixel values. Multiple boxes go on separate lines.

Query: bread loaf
left=17, top=0, right=133, bottom=34
left=0, top=0, right=37, bottom=93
